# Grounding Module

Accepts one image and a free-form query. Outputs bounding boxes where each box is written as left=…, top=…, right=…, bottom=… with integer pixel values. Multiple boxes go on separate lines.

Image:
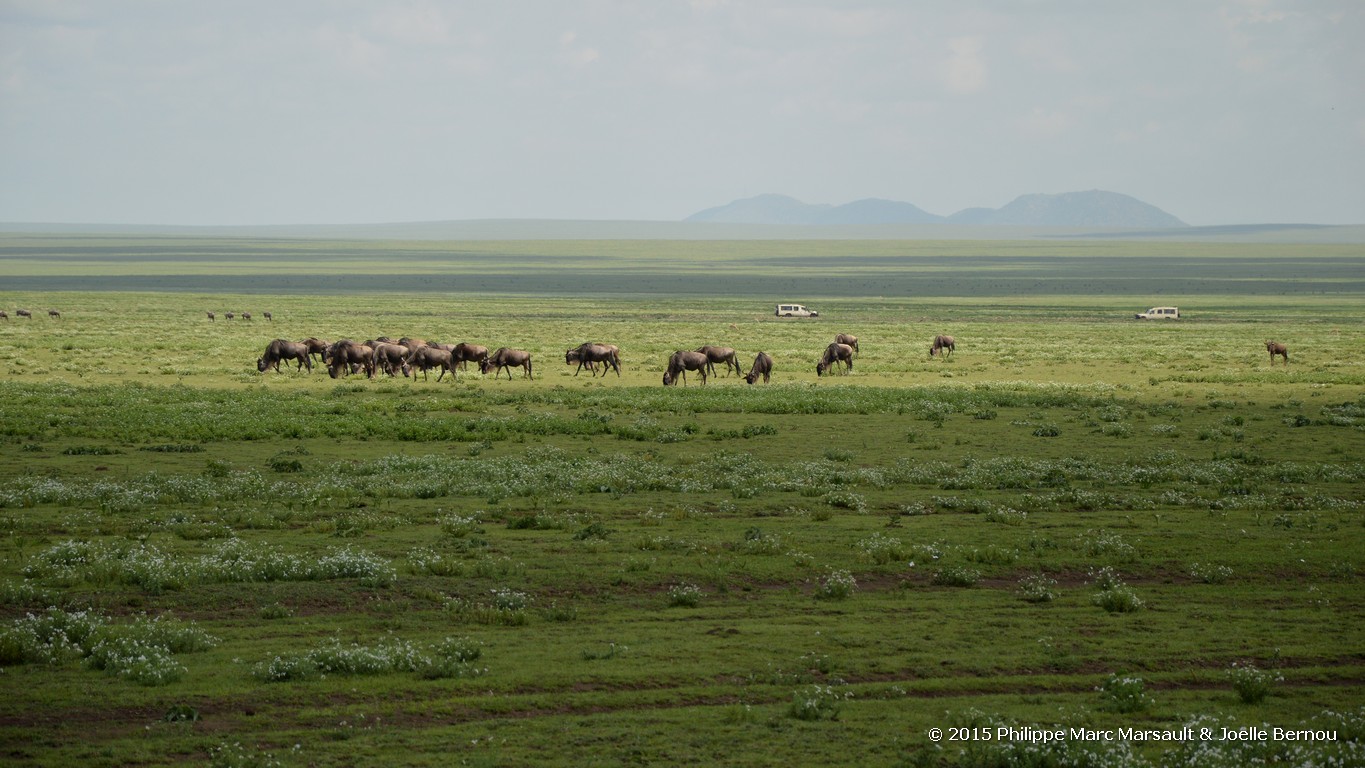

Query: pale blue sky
left=1, top=1, right=1361, bottom=225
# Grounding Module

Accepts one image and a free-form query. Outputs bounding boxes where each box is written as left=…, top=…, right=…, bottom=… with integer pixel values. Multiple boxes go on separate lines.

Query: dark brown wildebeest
left=695, top=345, right=742, bottom=377
left=452, top=342, right=489, bottom=371
left=834, top=333, right=859, bottom=356
left=241, top=312, right=252, bottom=321
left=326, top=340, right=373, bottom=378
left=48, top=309, right=60, bottom=319
left=398, top=337, right=429, bottom=353
left=566, top=343, right=621, bottom=377
left=930, top=335, right=955, bottom=358
left=0, top=311, right=7, bottom=320
left=224, top=312, right=235, bottom=320
left=662, top=350, right=710, bottom=386
left=206, top=311, right=215, bottom=322
left=406, top=346, right=453, bottom=381
left=301, top=337, right=329, bottom=365
left=481, top=348, right=533, bottom=380
left=16, top=309, right=32, bottom=319
left=263, top=311, right=272, bottom=322
left=745, top=351, right=774, bottom=384
left=1265, top=340, right=1289, bottom=365
left=371, top=342, right=412, bottom=378
left=816, top=343, right=854, bottom=376
left=257, top=339, right=312, bottom=373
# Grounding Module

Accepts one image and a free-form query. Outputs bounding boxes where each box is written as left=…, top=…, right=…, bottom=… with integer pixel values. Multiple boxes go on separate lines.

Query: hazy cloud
left=0, top=1, right=1361, bottom=225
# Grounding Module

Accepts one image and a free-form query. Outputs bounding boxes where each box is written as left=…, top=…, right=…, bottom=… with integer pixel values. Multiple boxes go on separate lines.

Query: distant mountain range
left=686, top=190, right=1188, bottom=227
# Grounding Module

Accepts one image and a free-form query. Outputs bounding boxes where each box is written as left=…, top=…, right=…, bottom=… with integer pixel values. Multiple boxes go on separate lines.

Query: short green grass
left=0, top=237, right=1362, bottom=766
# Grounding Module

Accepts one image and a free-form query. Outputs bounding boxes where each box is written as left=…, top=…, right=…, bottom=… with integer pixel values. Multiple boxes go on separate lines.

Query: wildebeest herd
left=251, top=331, right=1298, bottom=382
left=0, top=308, right=59, bottom=320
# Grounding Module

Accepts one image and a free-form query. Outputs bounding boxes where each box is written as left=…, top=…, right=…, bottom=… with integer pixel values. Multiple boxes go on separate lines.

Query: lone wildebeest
left=257, top=339, right=312, bottom=373
left=745, top=351, right=774, bottom=384
left=816, top=343, right=854, bottom=376
left=662, top=350, right=710, bottom=386
left=566, top=342, right=621, bottom=377
left=482, top=348, right=533, bottom=380
left=406, top=345, right=454, bottom=381
left=16, top=309, right=32, bottom=319
left=930, top=335, right=955, bottom=358
left=695, top=345, right=742, bottom=377
left=834, top=334, right=859, bottom=356
left=1265, top=340, right=1289, bottom=365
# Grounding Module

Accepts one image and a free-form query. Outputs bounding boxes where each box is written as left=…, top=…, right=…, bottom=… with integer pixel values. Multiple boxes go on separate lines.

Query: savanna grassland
left=1, top=234, right=1363, bottom=767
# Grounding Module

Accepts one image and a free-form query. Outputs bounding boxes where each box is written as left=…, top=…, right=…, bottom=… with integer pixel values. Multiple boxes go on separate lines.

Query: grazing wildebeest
left=406, top=346, right=454, bottom=381
left=662, top=350, right=710, bottom=386
left=371, top=342, right=412, bottom=378
left=930, top=335, right=955, bottom=358
left=452, top=342, right=489, bottom=371
left=48, top=309, right=60, bottom=319
left=263, top=311, right=272, bottom=322
left=745, top=351, right=774, bottom=384
left=481, top=348, right=533, bottom=380
left=206, top=311, right=215, bottom=322
left=566, top=343, right=621, bottom=377
left=695, top=345, right=742, bottom=377
left=816, top=343, right=854, bottom=376
left=16, top=309, right=32, bottom=319
left=1265, top=340, right=1289, bottom=365
left=0, top=311, right=7, bottom=320
left=241, top=312, right=252, bottom=321
left=225, top=312, right=235, bottom=320
left=834, top=333, right=859, bottom=356
left=257, top=339, right=312, bottom=373
left=326, top=340, right=373, bottom=378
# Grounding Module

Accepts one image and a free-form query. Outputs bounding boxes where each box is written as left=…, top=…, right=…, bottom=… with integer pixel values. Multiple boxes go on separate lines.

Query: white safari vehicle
left=775, top=303, right=819, bottom=318
left=1135, top=306, right=1180, bottom=320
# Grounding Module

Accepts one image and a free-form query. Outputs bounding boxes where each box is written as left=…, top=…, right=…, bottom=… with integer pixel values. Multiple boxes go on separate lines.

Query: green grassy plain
left=0, top=235, right=1362, bottom=767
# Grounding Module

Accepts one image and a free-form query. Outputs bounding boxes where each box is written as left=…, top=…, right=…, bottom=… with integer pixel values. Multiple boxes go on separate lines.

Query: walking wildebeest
left=406, top=346, right=454, bottom=381
left=224, top=312, right=235, bottom=320
left=452, top=342, right=489, bottom=371
left=16, top=309, right=32, bottom=319
left=0, top=311, right=7, bottom=320
left=834, top=333, right=859, bottom=356
left=745, top=351, right=774, bottom=384
left=930, top=335, right=955, bottom=358
left=566, top=343, right=621, bottom=377
left=206, top=311, right=215, bottom=322
left=481, top=348, right=533, bottom=380
left=301, top=338, right=329, bottom=365
left=816, top=343, right=854, bottom=376
left=1265, top=340, right=1289, bottom=365
left=241, top=312, right=252, bottom=321
left=662, top=350, right=710, bottom=386
left=263, top=311, right=272, bottom=322
left=257, top=339, right=312, bottom=373
left=371, top=342, right=413, bottom=378
left=695, top=345, right=742, bottom=377
left=48, top=309, right=60, bottom=319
